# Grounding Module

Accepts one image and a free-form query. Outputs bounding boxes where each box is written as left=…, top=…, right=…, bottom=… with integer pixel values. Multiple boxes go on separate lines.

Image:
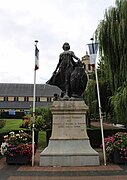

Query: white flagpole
left=90, top=38, right=106, bottom=166
left=32, top=40, right=38, bottom=167
left=95, top=62, right=107, bottom=166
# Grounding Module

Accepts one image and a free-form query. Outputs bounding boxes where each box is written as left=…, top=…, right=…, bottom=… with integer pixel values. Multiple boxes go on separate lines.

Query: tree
left=95, top=0, right=127, bottom=124
left=110, top=84, right=127, bottom=124
left=84, top=67, right=112, bottom=123
left=84, top=79, right=98, bottom=120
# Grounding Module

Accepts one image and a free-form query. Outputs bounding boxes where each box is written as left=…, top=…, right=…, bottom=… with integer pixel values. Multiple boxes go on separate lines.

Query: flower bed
left=1, top=130, right=36, bottom=164
left=103, top=132, right=127, bottom=163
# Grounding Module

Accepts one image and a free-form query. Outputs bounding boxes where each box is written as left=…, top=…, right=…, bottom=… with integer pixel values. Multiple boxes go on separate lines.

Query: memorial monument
left=40, top=42, right=100, bottom=166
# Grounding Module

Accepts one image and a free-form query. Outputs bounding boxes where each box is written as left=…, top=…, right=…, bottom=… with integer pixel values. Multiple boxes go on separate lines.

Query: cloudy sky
left=0, top=0, right=115, bottom=84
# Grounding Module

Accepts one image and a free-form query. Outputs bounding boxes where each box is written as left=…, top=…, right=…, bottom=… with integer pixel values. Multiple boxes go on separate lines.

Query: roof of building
left=0, top=83, right=61, bottom=97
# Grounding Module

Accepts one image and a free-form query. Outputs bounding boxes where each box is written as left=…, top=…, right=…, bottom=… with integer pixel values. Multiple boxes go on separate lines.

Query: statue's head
left=62, top=42, right=70, bottom=51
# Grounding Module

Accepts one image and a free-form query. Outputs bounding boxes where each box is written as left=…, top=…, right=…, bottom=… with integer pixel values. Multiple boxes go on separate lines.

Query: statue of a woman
left=47, top=42, right=80, bottom=98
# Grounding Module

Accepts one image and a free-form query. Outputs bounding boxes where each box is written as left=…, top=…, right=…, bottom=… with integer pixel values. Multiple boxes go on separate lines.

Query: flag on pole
left=35, top=45, right=39, bottom=70
left=88, top=43, right=98, bottom=65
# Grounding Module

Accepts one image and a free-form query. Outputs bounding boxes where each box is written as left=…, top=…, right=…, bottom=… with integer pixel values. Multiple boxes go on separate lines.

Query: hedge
left=0, top=112, right=25, bottom=119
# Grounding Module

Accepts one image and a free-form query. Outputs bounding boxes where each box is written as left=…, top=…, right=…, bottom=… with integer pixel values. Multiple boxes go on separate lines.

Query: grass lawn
left=0, top=119, right=46, bottom=149
left=38, top=131, right=46, bottom=149
left=0, top=119, right=23, bottom=133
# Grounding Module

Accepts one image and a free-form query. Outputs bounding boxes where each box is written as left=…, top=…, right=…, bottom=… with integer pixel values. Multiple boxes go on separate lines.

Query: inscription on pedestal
left=54, top=116, right=85, bottom=128
left=51, top=114, right=88, bottom=139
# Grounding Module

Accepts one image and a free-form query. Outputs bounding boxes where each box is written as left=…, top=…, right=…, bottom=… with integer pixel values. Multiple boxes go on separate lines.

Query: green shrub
left=35, top=115, right=45, bottom=131
left=29, top=107, right=52, bottom=131
left=20, top=115, right=31, bottom=128
left=0, top=119, right=6, bottom=129
left=29, top=115, right=51, bottom=131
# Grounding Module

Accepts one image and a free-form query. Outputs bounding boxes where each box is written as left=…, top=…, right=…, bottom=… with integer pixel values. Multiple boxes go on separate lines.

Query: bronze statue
left=47, top=42, right=88, bottom=99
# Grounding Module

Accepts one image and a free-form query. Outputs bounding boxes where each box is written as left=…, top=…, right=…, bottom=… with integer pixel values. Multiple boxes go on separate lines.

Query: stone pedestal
left=40, top=100, right=100, bottom=166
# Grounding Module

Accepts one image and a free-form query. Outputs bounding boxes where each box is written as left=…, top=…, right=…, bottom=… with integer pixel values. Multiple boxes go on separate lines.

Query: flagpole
left=90, top=38, right=106, bottom=166
left=95, top=63, right=107, bottom=166
left=32, top=40, right=38, bottom=167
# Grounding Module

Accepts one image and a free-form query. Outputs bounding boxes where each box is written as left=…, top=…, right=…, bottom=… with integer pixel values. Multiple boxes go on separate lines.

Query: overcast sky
left=0, top=0, right=115, bottom=84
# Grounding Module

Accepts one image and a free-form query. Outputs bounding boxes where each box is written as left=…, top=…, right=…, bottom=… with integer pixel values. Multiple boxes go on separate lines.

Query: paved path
left=91, top=121, right=125, bottom=129
left=1, top=149, right=127, bottom=180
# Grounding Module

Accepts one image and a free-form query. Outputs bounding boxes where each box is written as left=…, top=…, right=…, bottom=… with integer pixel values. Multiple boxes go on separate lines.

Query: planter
left=6, top=154, right=31, bottom=165
left=112, top=151, right=127, bottom=164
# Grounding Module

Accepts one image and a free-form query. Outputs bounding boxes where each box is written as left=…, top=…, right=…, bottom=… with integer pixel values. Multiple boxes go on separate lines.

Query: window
left=18, top=97, right=24, bottom=101
left=0, top=97, right=4, bottom=101
left=40, top=97, right=47, bottom=102
left=8, top=97, right=14, bottom=101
